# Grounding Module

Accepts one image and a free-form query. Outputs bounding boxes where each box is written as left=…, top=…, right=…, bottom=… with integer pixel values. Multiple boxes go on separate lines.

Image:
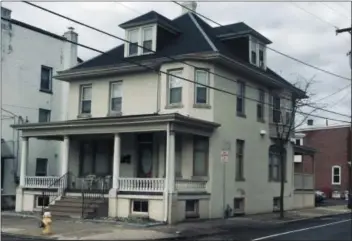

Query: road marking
left=252, top=219, right=351, bottom=241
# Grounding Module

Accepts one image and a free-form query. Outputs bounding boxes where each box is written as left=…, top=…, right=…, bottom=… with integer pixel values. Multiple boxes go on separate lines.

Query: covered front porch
left=14, top=113, right=219, bottom=219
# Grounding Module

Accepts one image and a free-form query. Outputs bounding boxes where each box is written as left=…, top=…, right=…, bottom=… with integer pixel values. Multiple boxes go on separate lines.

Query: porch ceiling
left=11, top=113, right=220, bottom=139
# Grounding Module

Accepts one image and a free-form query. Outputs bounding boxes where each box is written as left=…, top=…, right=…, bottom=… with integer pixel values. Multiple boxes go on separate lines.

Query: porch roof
left=294, top=144, right=316, bottom=157
left=11, top=113, right=220, bottom=139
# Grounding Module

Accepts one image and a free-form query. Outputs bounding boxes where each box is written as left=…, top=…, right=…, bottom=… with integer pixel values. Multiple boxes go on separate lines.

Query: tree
left=271, top=76, right=322, bottom=219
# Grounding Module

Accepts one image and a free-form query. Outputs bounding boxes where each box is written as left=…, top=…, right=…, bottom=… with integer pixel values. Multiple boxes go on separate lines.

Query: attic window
left=249, top=36, right=266, bottom=70
left=125, top=25, right=156, bottom=57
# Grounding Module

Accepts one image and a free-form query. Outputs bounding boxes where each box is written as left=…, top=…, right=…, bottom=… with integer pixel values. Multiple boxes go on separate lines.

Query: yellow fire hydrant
left=40, top=211, right=52, bottom=235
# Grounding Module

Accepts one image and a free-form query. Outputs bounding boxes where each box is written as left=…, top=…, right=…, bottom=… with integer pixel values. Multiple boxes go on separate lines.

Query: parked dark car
left=315, top=190, right=326, bottom=206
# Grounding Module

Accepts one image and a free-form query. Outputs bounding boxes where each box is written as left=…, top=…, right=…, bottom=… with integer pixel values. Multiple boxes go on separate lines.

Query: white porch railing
left=118, top=178, right=165, bottom=192
left=24, top=176, right=61, bottom=189
left=175, top=179, right=207, bottom=193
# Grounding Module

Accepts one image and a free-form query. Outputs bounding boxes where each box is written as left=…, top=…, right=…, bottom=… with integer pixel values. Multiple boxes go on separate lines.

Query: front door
left=137, top=134, right=153, bottom=178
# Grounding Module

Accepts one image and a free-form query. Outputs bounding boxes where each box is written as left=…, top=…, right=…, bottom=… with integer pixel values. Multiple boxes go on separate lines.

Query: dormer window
left=125, top=25, right=157, bottom=57
left=128, top=29, right=139, bottom=56
left=142, top=27, right=153, bottom=54
left=249, top=36, right=266, bottom=70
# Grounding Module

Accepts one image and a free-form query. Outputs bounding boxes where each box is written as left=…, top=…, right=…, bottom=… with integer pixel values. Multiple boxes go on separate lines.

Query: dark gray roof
left=119, top=10, right=180, bottom=33
left=213, top=22, right=272, bottom=44
left=67, top=12, right=301, bottom=95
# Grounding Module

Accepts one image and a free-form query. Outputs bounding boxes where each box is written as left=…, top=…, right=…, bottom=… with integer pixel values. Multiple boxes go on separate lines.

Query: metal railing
left=81, top=176, right=107, bottom=219
left=40, top=172, right=70, bottom=215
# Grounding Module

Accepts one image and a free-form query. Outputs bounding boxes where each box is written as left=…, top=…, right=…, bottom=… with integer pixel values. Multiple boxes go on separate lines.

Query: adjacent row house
left=1, top=6, right=79, bottom=209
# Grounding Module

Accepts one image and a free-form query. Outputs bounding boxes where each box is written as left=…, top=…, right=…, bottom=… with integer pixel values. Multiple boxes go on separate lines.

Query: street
left=1, top=234, right=50, bottom=241
left=196, top=213, right=352, bottom=241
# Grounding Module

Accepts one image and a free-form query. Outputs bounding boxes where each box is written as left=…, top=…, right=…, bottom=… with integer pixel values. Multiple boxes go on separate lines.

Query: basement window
left=132, top=200, right=149, bottom=213
left=273, top=197, right=280, bottom=212
left=35, top=195, right=49, bottom=208
left=233, top=198, right=245, bottom=215
left=185, top=200, right=199, bottom=218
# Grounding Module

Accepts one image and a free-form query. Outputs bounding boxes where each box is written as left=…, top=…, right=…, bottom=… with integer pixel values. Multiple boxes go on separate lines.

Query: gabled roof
left=119, top=10, right=181, bottom=33
left=63, top=12, right=303, bottom=97
left=213, top=22, right=272, bottom=44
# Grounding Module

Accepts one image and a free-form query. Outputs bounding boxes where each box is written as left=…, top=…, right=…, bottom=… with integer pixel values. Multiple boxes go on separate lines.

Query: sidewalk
left=2, top=206, right=350, bottom=240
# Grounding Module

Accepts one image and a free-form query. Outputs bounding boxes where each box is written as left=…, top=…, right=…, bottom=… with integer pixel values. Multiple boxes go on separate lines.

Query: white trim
left=188, top=13, right=218, bottom=52
left=194, top=69, right=210, bottom=105
left=249, top=36, right=266, bottom=70
left=297, top=124, right=350, bottom=132
left=124, top=24, right=157, bottom=58
left=331, top=165, right=341, bottom=185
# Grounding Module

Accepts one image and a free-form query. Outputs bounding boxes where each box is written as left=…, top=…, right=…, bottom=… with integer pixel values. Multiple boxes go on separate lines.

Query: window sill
left=107, top=111, right=122, bottom=117
left=165, top=103, right=184, bottom=109
left=193, top=103, right=211, bottom=109
left=237, top=112, right=246, bottom=118
left=235, top=177, right=246, bottom=182
left=77, top=113, right=92, bottom=119
left=39, top=89, right=53, bottom=95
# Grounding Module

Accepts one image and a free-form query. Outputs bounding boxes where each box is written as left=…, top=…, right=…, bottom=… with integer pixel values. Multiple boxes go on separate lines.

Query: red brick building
left=295, top=124, right=351, bottom=198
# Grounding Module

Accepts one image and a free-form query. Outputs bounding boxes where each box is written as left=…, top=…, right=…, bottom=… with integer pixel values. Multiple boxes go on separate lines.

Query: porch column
left=167, top=131, right=176, bottom=193
left=112, top=133, right=121, bottom=189
left=19, top=137, right=29, bottom=187
left=61, top=136, right=70, bottom=176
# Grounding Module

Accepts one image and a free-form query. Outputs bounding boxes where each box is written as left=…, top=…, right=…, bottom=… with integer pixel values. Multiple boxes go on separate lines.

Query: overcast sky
left=3, top=1, right=351, bottom=127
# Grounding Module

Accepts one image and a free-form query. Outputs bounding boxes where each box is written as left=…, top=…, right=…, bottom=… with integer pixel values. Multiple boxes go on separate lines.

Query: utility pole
left=335, top=6, right=352, bottom=207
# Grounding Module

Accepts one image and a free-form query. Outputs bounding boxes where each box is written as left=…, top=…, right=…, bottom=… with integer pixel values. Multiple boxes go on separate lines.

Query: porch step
left=47, top=196, right=108, bottom=219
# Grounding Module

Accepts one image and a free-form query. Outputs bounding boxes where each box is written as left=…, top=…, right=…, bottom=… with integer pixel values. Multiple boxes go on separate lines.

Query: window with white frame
left=270, top=95, right=281, bottom=123
left=331, top=165, right=341, bottom=185
left=236, top=81, right=245, bottom=115
left=128, top=29, right=139, bottom=56
left=168, top=69, right=183, bottom=105
left=249, top=37, right=266, bottom=69
left=142, top=27, right=153, bottom=54
left=110, top=81, right=122, bottom=113
left=193, top=136, right=209, bottom=177
left=80, top=85, right=92, bottom=114
left=257, top=89, right=265, bottom=121
left=125, top=26, right=156, bottom=57
left=195, top=69, right=209, bottom=104
left=35, top=158, right=48, bottom=176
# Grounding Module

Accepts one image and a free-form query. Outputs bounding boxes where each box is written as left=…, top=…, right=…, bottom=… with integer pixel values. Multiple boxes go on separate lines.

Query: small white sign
left=221, top=150, right=229, bottom=163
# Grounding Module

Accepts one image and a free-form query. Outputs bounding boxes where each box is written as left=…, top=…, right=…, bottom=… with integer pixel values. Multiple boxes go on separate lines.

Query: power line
left=291, top=2, right=339, bottom=29
left=116, top=2, right=143, bottom=15
left=172, top=1, right=351, bottom=82
left=20, top=3, right=351, bottom=124
left=21, top=1, right=352, bottom=119
left=320, top=2, right=351, bottom=21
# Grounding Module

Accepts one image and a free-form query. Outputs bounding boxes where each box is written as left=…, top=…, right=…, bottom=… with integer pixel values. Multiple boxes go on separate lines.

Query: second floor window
left=40, top=66, right=52, bottom=92
left=257, top=89, right=265, bottom=121
left=142, top=27, right=153, bottom=54
left=80, top=85, right=92, bottom=114
left=168, top=70, right=183, bottom=105
left=110, top=82, right=122, bottom=113
left=271, top=95, right=281, bottom=123
left=236, top=81, right=245, bottom=115
left=195, top=69, right=209, bottom=104
left=38, top=108, right=51, bottom=123
left=128, top=29, right=139, bottom=56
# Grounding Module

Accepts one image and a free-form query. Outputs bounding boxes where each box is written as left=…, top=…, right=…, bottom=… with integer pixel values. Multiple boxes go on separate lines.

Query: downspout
left=163, top=123, right=170, bottom=222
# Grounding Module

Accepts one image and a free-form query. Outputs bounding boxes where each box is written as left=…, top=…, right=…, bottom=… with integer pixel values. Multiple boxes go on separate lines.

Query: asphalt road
left=1, top=234, right=50, bottom=241
left=196, top=213, right=352, bottom=241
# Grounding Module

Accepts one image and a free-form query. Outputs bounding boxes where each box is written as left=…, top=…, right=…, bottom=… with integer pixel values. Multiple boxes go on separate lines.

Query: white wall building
left=13, top=3, right=312, bottom=222
left=1, top=6, right=79, bottom=209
